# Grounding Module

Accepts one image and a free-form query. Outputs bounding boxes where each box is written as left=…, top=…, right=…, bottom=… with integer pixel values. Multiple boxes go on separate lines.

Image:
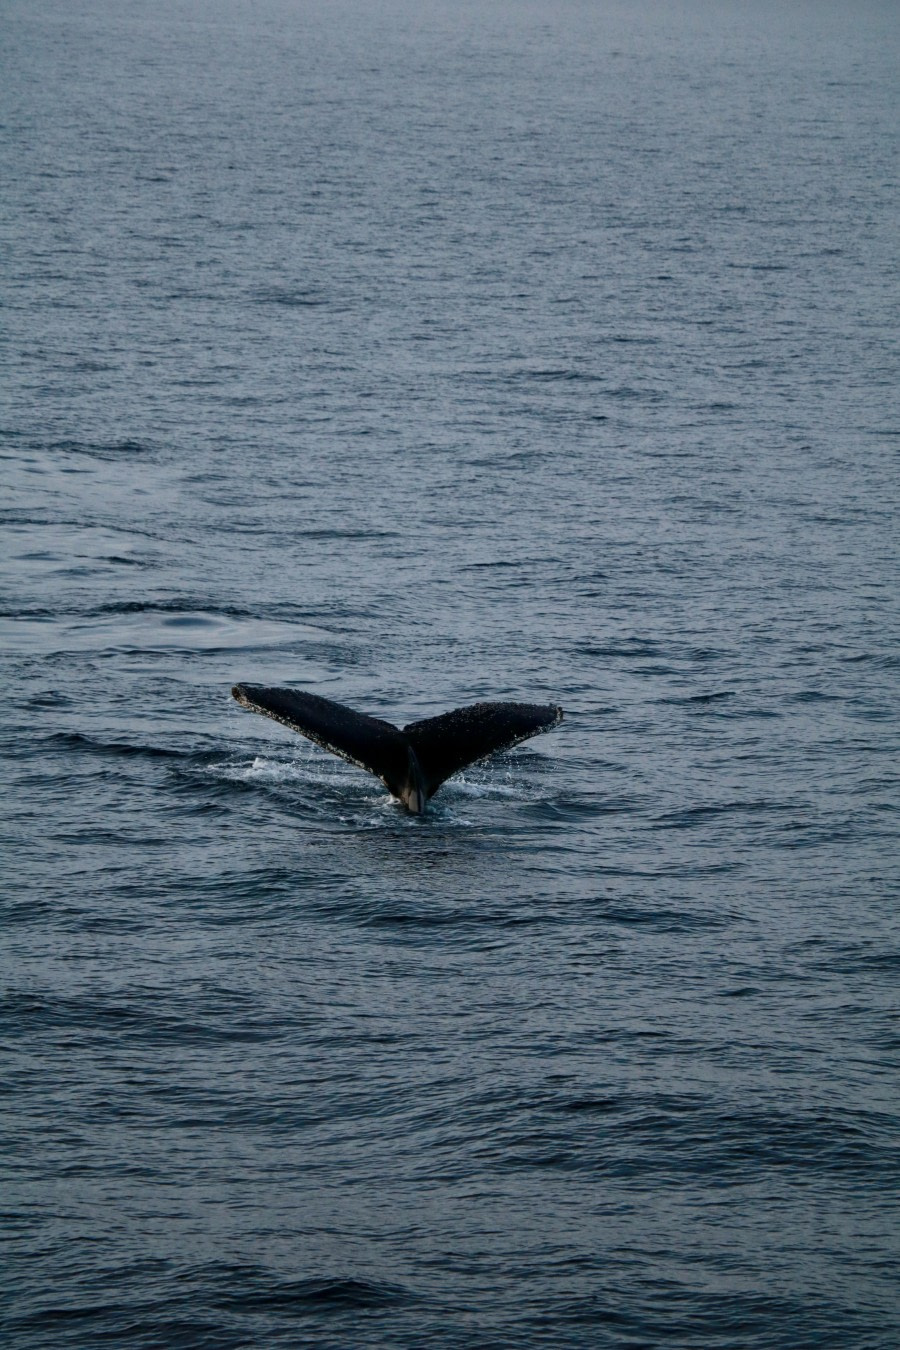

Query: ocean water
left=2, top=0, right=898, bottom=1345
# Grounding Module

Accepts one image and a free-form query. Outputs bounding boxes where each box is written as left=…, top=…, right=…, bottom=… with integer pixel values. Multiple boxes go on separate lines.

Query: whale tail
left=231, top=684, right=563, bottom=813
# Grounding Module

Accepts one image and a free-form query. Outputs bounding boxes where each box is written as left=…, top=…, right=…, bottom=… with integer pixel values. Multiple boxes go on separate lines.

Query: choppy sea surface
left=2, top=1, right=899, bottom=1346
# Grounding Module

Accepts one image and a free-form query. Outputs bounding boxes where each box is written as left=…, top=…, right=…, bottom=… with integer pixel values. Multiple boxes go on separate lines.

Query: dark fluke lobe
left=232, top=684, right=563, bottom=813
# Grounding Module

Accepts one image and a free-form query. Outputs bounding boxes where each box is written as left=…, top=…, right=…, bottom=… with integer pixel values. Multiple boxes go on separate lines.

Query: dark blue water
left=3, top=1, right=899, bottom=1345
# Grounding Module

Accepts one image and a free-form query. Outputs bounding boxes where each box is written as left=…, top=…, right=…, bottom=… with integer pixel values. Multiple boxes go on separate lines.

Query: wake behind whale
left=232, top=684, right=563, bottom=814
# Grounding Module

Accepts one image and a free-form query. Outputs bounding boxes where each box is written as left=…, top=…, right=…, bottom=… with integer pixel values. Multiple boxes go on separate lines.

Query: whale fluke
left=232, top=684, right=563, bottom=814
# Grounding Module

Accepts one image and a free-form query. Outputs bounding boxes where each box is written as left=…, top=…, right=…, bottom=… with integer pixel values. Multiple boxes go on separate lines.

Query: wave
left=42, top=730, right=188, bottom=761
left=38, top=437, right=156, bottom=461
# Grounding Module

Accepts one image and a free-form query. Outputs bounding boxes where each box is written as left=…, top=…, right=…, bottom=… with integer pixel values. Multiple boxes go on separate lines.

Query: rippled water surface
left=2, top=1, right=899, bottom=1345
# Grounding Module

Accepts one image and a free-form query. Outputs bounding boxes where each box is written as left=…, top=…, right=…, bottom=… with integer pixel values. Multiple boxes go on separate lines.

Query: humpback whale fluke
left=231, top=684, right=563, bottom=814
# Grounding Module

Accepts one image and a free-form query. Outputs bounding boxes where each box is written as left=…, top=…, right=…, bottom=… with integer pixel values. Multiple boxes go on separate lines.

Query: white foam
left=444, top=773, right=530, bottom=801
left=212, top=753, right=351, bottom=788
left=211, top=757, right=540, bottom=825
